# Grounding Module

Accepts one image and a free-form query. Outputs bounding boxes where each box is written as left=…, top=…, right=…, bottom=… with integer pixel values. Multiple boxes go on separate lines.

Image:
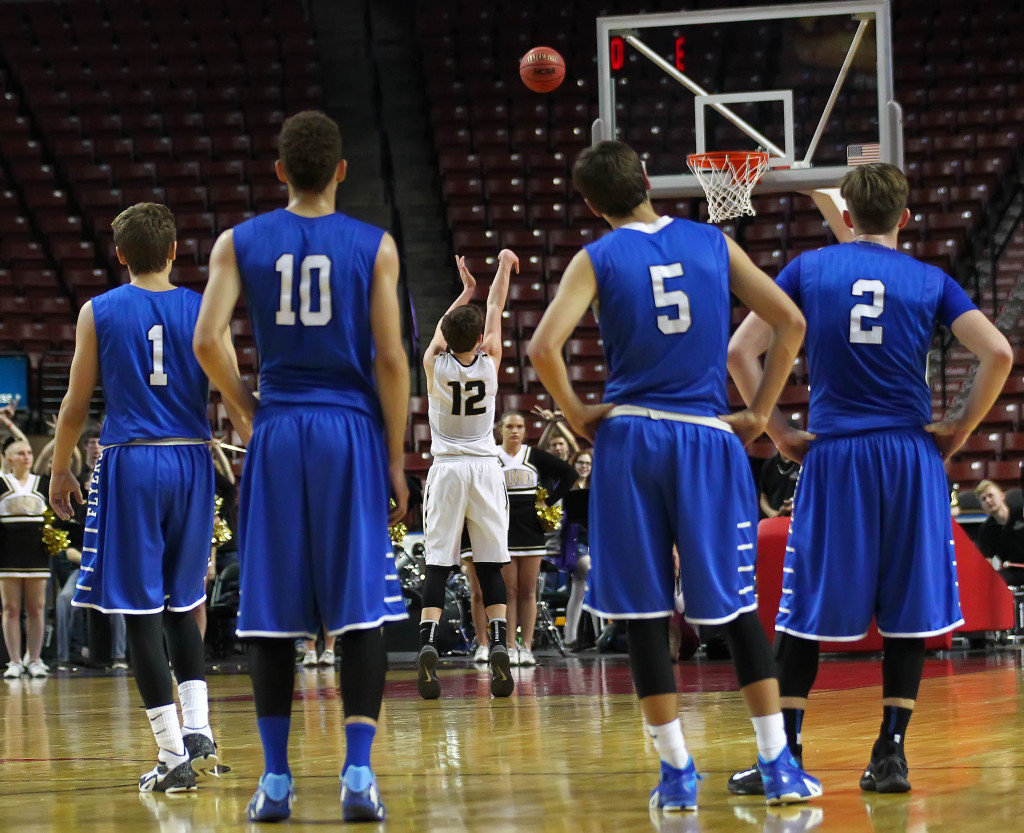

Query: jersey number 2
left=147, top=325, right=168, bottom=386
left=650, top=263, right=691, bottom=334
left=275, top=254, right=332, bottom=326
left=448, top=380, right=486, bottom=416
left=849, top=279, right=885, bottom=344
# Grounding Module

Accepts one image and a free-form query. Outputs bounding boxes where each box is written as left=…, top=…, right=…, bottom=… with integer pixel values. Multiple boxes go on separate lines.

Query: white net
left=686, top=151, right=770, bottom=223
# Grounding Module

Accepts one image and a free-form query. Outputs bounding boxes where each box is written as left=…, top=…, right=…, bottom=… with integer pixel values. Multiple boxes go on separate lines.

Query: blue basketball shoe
left=759, top=748, right=823, bottom=805
left=247, top=773, right=295, bottom=822
left=341, top=765, right=385, bottom=822
left=649, top=759, right=700, bottom=813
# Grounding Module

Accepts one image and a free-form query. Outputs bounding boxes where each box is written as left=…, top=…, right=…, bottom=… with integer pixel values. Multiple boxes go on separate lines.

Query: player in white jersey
left=417, top=249, right=517, bottom=700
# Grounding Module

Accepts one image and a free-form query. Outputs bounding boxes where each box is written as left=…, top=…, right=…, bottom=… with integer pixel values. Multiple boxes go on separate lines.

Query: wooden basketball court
left=1, top=650, right=1021, bottom=832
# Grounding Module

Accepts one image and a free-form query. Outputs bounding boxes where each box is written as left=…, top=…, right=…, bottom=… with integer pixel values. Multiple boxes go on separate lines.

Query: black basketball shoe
left=859, top=741, right=911, bottom=793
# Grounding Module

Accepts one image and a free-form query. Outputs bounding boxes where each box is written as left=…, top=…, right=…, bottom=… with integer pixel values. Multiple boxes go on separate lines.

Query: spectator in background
left=974, top=479, right=1024, bottom=586
left=759, top=450, right=799, bottom=519
left=536, top=407, right=580, bottom=461
left=561, top=448, right=594, bottom=649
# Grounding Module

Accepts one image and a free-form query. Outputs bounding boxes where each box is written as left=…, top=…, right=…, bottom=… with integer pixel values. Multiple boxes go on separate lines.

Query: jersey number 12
left=448, top=380, right=486, bottom=416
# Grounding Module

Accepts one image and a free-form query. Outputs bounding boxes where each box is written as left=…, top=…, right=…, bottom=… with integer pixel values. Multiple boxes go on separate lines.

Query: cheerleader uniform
left=0, top=473, right=50, bottom=578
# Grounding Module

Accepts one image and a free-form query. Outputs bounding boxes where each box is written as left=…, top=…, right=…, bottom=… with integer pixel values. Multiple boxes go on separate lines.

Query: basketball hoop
left=686, top=151, right=770, bottom=223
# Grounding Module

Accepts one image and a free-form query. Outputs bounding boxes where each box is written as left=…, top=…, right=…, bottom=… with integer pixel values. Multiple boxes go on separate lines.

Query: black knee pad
left=774, top=632, right=821, bottom=698
left=722, top=611, right=778, bottom=689
left=473, top=561, right=507, bottom=608
left=249, top=637, right=296, bottom=718
left=882, top=637, right=925, bottom=701
left=339, top=628, right=386, bottom=720
left=625, top=618, right=677, bottom=699
left=422, top=565, right=453, bottom=610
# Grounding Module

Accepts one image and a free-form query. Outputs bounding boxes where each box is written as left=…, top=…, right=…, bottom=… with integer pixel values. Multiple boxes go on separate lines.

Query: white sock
left=647, top=719, right=690, bottom=770
left=146, top=704, right=187, bottom=765
left=178, top=679, right=213, bottom=741
left=752, top=713, right=788, bottom=762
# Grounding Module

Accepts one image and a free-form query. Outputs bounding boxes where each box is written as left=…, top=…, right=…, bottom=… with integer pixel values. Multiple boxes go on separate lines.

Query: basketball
left=519, top=46, right=565, bottom=93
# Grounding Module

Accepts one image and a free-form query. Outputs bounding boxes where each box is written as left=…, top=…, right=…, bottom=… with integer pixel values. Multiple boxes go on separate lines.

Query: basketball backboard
left=593, top=1, right=900, bottom=199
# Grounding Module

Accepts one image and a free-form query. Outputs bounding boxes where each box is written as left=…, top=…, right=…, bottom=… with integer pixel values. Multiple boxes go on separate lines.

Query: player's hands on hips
left=497, top=249, right=519, bottom=274
left=388, top=462, right=409, bottom=525
left=564, top=402, right=615, bottom=443
left=926, top=419, right=970, bottom=461
left=775, top=425, right=816, bottom=463
left=49, top=469, right=84, bottom=521
left=719, top=408, right=769, bottom=448
left=455, top=256, right=476, bottom=292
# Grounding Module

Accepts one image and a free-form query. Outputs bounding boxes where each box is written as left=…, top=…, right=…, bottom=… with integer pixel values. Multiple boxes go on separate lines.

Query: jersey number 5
left=275, top=254, right=332, bottom=326
left=448, top=380, right=486, bottom=416
left=650, top=263, right=691, bottom=334
left=849, top=279, right=885, bottom=344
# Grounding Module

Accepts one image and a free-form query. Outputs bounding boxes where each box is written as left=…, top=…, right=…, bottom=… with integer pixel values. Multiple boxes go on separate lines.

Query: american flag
left=847, top=143, right=881, bottom=165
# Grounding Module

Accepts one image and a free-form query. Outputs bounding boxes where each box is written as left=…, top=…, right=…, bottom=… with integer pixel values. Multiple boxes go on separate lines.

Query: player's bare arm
left=479, top=248, right=519, bottom=362
left=194, top=229, right=258, bottom=443
left=724, top=236, right=806, bottom=448
left=49, top=302, right=98, bottom=520
left=728, top=309, right=815, bottom=460
left=423, top=255, right=478, bottom=392
left=527, top=249, right=613, bottom=441
left=926, top=309, right=1012, bottom=460
left=370, top=232, right=411, bottom=524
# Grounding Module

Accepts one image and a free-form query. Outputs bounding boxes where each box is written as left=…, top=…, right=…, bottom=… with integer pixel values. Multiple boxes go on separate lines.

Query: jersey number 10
left=275, top=254, right=332, bottom=326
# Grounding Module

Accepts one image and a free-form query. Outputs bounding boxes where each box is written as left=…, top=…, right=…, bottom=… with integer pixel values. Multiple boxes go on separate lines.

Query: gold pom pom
left=211, top=496, right=234, bottom=546
left=387, top=498, right=407, bottom=545
left=42, top=509, right=71, bottom=557
left=535, top=487, right=563, bottom=532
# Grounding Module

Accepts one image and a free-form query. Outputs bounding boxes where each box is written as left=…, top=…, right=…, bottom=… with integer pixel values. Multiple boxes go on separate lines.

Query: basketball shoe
left=728, top=744, right=803, bottom=796
left=139, top=760, right=197, bottom=794
left=473, top=644, right=489, bottom=664
left=488, top=643, right=514, bottom=697
left=649, top=758, right=700, bottom=813
left=340, top=765, right=385, bottom=821
left=759, top=748, right=823, bottom=805
left=416, top=644, right=441, bottom=700
left=859, top=741, right=911, bottom=793
left=183, top=732, right=219, bottom=778
left=247, top=773, right=295, bottom=822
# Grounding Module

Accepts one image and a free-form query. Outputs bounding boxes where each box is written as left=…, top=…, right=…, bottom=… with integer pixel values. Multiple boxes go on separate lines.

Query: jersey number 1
left=448, top=380, right=486, bottom=416
left=275, top=254, right=332, bottom=326
left=148, top=325, right=168, bottom=386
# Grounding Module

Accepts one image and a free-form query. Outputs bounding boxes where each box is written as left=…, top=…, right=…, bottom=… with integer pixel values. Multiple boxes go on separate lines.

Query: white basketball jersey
left=429, top=351, right=499, bottom=457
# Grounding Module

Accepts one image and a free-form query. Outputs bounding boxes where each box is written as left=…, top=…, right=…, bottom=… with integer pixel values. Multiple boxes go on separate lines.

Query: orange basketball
left=519, top=46, right=565, bottom=93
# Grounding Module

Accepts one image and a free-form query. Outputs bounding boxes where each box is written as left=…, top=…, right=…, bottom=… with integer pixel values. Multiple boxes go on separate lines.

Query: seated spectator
left=759, top=450, right=799, bottom=519
left=974, top=479, right=1024, bottom=586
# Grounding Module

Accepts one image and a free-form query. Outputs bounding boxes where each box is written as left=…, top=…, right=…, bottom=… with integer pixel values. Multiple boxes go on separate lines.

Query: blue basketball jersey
left=777, top=242, right=976, bottom=436
left=91, top=285, right=211, bottom=445
left=585, top=217, right=730, bottom=416
left=233, top=209, right=385, bottom=417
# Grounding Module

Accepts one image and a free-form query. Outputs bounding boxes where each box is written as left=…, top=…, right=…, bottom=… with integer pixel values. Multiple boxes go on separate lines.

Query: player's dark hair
left=441, top=305, right=484, bottom=353
left=279, top=110, right=343, bottom=193
left=839, top=163, right=908, bottom=235
left=572, top=140, right=649, bottom=217
left=111, top=203, right=176, bottom=275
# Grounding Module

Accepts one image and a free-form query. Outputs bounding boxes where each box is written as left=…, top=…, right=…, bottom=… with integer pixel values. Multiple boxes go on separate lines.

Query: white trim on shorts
left=237, top=611, right=409, bottom=640
left=71, top=594, right=207, bottom=616
left=0, top=570, right=49, bottom=579
left=607, top=405, right=734, bottom=433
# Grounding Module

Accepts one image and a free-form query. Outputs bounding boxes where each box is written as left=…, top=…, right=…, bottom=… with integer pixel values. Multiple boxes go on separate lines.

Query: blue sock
left=257, top=716, right=291, bottom=776
left=344, top=722, right=376, bottom=772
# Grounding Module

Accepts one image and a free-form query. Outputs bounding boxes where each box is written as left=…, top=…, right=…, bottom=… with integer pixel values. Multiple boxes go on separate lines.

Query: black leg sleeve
left=125, top=613, right=174, bottom=709
left=625, top=617, right=677, bottom=699
left=473, top=561, right=507, bottom=609
left=421, top=565, right=453, bottom=610
left=339, top=628, right=387, bottom=720
left=775, top=632, right=821, bottom=699
left=249, top=637, right=296, bottom=719
left=881, top=637, right=925, bottom=701
left=163, top=609, right=206, bottom=684
left=722, top=611, right=780, bottom=689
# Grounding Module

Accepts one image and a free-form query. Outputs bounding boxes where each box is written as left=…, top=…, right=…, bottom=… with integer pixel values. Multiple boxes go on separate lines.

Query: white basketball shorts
left=423, top=456, right=509, bottom=567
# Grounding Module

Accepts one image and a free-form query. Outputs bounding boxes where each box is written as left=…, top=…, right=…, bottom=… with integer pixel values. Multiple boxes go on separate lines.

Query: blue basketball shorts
left=776, top=429, right=963, bottom=641
left=585, top=414, right=758, bottom=624
left=235, top=406, right=407, bottom=639
left=73, top=443, right=215, bottom=615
